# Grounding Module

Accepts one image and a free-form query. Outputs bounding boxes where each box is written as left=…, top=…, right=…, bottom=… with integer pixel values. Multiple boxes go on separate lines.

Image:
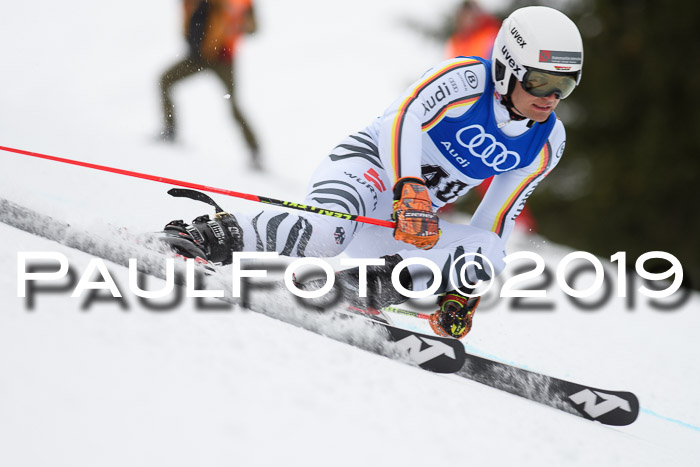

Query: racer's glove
left=392, top=177, right=440, bottom=250
left=429, top=291, right=481, bottom=339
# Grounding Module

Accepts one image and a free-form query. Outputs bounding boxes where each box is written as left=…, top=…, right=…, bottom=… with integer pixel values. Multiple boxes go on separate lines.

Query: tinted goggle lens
left=523, top=70, right=578, bottom=99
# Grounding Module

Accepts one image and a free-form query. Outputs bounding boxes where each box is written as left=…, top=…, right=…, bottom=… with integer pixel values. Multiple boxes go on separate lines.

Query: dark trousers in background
left=159, top=56, right=260, bottom=164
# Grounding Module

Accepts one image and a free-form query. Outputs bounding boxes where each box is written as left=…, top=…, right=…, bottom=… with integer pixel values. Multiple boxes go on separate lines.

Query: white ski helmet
left=491, top=6, right=583, bottom=98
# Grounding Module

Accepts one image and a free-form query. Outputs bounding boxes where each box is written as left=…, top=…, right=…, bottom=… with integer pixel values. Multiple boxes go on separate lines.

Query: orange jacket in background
left=445, top=15, right=500, bottom=59
left=184, top=0, right=253, bottom=62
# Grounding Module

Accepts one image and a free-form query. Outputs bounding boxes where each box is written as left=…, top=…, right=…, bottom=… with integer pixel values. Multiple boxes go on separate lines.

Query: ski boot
left=160, top=212, right=244, bottom=265
left=429, top=291, right=481, bottom=339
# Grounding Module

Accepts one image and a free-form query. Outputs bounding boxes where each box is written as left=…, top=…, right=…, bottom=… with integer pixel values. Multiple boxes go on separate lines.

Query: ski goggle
left=522, top=68, right=579, bottom=99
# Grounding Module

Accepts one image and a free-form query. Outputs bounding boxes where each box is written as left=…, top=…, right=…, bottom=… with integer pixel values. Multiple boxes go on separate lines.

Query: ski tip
left=567, top=387, right=640, bottom=426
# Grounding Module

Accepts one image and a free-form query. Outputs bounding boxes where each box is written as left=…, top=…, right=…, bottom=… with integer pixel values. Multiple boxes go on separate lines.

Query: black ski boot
left=160, top=212, right=244, bottom=265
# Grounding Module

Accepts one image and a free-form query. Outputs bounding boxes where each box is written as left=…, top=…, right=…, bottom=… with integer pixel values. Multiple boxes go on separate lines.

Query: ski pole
left=0, top=145, right=396, bottom=229
left=347, top=304, right=432, bottom=321
left=381, top=306, right=433, bottom=320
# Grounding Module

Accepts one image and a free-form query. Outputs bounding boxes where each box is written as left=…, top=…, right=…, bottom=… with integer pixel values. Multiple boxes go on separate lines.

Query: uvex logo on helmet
left=509, top=27, right=527, bottom=48
left=500, top=45, right=523, bottom=76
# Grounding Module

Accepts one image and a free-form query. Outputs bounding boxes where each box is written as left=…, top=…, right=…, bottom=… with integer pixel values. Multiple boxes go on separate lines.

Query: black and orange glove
left=392, top=177, right=440, bottom=250
left=429, top=292, right=481, bottom=340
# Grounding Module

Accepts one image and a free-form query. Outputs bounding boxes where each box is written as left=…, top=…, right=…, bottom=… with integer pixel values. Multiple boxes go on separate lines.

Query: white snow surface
left=1, top=1, right=699, bottom=466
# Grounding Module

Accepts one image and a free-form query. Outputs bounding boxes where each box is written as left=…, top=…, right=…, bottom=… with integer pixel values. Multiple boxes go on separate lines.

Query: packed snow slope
left=1, top=1, right=699, bottom=466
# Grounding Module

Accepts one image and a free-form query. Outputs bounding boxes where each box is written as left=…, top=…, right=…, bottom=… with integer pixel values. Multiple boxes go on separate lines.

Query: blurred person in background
left=159, top=0, right=262, bottom=170
left=445, top=0, right=500, bottom=59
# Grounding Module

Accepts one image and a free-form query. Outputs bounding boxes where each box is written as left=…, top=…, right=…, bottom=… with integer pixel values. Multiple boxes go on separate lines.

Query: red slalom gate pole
left=0, top=145, right=396, bottom=229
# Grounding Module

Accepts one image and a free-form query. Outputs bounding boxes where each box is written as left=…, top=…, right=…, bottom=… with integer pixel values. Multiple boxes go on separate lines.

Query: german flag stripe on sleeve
left=390, top=59, right=480, bottom=180
left=421, top=94, right=480, bottom=132
left=490, top=142, right=552, bottom=237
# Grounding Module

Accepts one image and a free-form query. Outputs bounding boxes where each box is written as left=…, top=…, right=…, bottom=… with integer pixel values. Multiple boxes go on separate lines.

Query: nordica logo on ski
left=385, top=327, right=465, bottom=373
left=395, top=335, right=456, bottom=364
left=568, top=389, right=635, bottom=422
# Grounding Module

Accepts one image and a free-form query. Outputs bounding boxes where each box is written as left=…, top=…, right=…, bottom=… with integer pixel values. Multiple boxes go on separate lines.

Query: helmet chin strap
left=500, top=77, right=527, bottom=121
left=503, top=96, right=527, bottom=121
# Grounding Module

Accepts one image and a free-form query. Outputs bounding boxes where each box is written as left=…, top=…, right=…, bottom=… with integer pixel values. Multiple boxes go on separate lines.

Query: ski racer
left=161, top=6, right=584, bottom=339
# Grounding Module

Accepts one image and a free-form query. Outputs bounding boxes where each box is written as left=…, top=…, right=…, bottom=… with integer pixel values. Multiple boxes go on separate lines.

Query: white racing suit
left=235, top=57, right=567, bottom=293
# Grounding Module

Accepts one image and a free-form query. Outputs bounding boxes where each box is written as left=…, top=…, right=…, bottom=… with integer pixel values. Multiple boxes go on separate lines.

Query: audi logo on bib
left=455, top=124, right=521, bottom=172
